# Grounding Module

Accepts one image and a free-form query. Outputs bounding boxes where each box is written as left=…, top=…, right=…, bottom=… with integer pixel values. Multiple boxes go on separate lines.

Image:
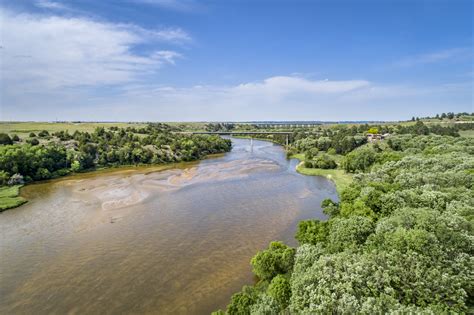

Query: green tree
left=226, top=286, right=258, bottom=315
left=251, top=241, right=295, bottom=281
left=296, top=220, right=329, bottom=245
left=367, top=127, right=379, bottom=134
left=267, top=275, right=291, bottom=309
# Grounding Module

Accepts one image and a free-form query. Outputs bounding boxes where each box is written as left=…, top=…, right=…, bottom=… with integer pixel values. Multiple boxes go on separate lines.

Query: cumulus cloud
left=0, top=8, right=189, bottom=91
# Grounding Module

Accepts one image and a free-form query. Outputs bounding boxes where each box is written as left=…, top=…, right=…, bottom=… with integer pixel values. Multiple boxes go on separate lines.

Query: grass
left=290, top=154, right=353, bottom=194
left=0, top=122, right=147, bottom=138
left=0, top=185, right=27, bottom=211
left=459, top=130, right=474, bottom=138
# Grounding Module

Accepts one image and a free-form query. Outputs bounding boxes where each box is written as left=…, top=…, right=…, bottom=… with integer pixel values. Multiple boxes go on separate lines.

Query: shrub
left=38, top=130, right=50, bottom=137
left=28, top=138, right=40, bottom=146
left=0, top=133, right=12, bottom=145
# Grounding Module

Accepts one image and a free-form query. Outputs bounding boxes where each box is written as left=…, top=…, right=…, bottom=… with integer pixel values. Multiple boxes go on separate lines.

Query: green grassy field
left=0, top=122, right=148, bottom=137
left=460, top=130, right=474, bottom=138
left=290, top=153, right=353, bottom=194
left=0, top=185, right=27, bottom=211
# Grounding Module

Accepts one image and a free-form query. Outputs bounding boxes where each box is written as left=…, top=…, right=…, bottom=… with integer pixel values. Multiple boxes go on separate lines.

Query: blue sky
left=0, top=0, right=472, bottom=121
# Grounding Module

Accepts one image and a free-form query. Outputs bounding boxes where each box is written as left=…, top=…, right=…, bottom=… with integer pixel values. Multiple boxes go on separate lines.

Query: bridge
left=176, top=131, right=292, bottom=146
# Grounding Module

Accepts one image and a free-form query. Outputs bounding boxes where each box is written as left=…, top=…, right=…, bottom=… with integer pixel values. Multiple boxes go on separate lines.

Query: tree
left=296, top=220, right=329, bottom=245
left=342, top=146, right=377, bottom=172
left=226, top=286, right=258, bottom=315
left=251, top=241, right=295, bottom=281
left=313, top=154, right=337, bottom=169
left=0, top=133, right=12, bottom=145
left=367, top=127, right=379, bottom=134
left=267, top=275, right=291, bottom=309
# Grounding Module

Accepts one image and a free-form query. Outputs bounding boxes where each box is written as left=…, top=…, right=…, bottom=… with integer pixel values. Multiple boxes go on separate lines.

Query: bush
left=11, top=134, right=20, bottom=142
left=29, top=132, right=36, bottom=137
left=27, top=138, right=40, bottom=146
left=0, top=133, right=12, bottom=145
left=38, top=130, right=50, bottom=138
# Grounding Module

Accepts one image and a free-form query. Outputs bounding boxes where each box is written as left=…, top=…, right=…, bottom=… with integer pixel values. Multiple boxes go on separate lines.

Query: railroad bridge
left=176, top=131, right=292, bottom=146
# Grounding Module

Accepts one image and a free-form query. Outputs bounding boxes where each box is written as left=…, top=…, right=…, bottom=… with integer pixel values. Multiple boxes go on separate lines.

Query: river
left=0, top=138, right=337, bottom=314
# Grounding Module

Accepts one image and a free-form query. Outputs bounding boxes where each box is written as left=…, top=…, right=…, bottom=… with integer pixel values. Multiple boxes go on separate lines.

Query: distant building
left=366, top=133, right=390, bottom=142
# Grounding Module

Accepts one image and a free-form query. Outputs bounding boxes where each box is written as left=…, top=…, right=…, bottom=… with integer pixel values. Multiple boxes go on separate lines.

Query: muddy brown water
left=0, top=138, right=337, bottom=314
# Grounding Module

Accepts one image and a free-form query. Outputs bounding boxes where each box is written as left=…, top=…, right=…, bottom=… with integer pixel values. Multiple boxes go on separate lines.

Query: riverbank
left=0, top=152, right=228, bottom=212
left=290, top=153, right=352, bottom=194
left=0, top=185, right=27, bottom=211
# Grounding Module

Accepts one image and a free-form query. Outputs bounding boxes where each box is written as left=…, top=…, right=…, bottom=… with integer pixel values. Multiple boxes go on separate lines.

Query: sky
left=0, top=0, right=472, bottom=122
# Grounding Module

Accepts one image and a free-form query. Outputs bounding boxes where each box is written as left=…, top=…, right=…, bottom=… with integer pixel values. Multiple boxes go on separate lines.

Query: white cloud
left=76, top=75, right=469, bottom=122
left=2, top=72, right=472, bottom=121
left=35, top=0, right=69, bottom=10
left=394, top=48, right=472, bottom=67
left=0, top=9, right=188, bottom=92
left=133, top=0, right=197, bottom=11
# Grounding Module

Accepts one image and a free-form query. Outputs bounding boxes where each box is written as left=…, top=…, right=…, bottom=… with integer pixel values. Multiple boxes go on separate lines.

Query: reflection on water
left=0, top=138, right=337, bottom=314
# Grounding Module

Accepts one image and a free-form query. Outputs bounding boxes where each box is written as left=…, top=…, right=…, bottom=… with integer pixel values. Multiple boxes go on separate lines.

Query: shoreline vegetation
left=290, top=153, right=353, bottom=194
left=0, top=185, right=27, bottom=211
left=0, top=123, right=232, bottom=212
left=213, top=114, right=474, bottom=314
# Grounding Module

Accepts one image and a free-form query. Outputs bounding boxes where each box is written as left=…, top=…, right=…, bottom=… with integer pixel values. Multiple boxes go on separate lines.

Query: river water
left=0, top=138, right=337, bottom=314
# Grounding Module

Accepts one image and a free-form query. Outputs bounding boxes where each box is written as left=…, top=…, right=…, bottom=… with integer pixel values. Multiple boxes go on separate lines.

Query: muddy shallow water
left=0, top=138, right=337, bottom=314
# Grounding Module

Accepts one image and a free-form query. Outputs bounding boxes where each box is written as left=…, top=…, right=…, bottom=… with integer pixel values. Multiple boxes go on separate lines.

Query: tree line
left=0, top=124, right=231, bottom=185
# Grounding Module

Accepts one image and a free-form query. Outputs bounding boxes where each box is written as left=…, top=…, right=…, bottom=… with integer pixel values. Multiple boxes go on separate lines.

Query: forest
left=215, top=118, right=474, bottom=314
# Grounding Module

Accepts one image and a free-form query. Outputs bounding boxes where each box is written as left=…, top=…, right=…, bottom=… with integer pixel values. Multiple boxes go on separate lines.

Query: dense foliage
left=217, top=133, right=473, bottom=314
left=0, top=124, right=231, bottom=185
